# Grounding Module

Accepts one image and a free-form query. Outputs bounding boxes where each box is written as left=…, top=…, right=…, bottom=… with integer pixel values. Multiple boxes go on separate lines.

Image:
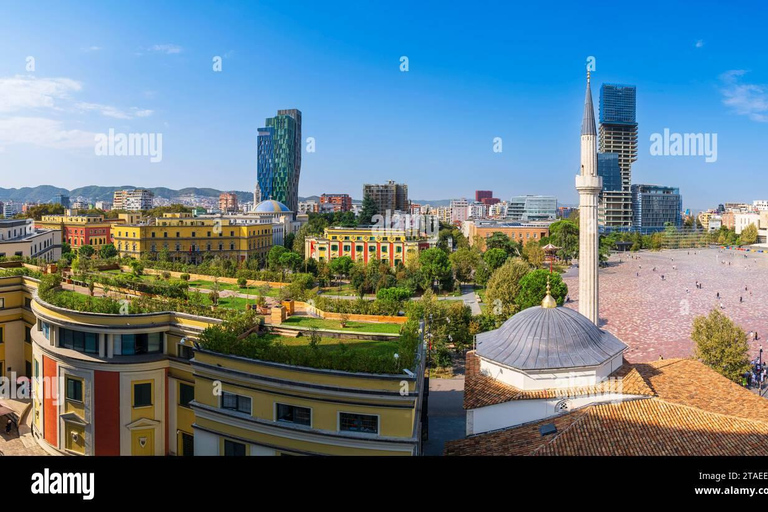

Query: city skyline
left=1, top=1, right=767, bottom=211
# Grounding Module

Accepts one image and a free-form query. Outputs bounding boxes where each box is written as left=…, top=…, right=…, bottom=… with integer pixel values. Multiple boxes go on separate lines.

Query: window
left=34, top=359, right=39, bottom=378
left=177, top=343, right=193, bottom=360
left=25, top=361, right=31, bottom=378
left=181, top=432, right=194, bottom=456
left=339, top=412, right=378, bottom=434
left=133, top=382, right=152, bottom=407
left=331, top=244, right=338, bottom=251
left=221, top=392, right=251, bottom=414
left=24, top=326, right=31, bottom=343
left=224, top=439, right=246, bottom=456
left=60, top=328, right=98, bottom=354
left=0, top=298, right=4, bottom=309
left=114, top=333, right=163, bottom=355
left=179, top=383, right=194, bottom=408
left=276, top=403, right=311, bottom=426
left=343, top=245, right=351, bottom=252
left=356, top=245, right=363, bottom=253
left=66, top=377, right=83, bottom=402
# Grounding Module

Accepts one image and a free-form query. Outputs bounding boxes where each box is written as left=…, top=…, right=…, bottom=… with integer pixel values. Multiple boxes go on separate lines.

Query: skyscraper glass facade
left=599, top=83, right=638, bottom=229
left=597, top=153, right=621, bottom=192
left=256, top=109, right=302, bottom=213
left=631, top=184, right=682, bottom=231
left=507, top=195, right=557, bottom=221
left=600, top=84, right=637, bottom=124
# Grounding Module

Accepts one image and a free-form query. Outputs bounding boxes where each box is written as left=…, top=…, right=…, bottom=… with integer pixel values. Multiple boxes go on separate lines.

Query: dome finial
left=542, top=275, right=557, bottom=309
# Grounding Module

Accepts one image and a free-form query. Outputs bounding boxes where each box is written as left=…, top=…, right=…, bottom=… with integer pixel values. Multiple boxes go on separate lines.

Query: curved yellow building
left=0, top=275, right=425, bottom=456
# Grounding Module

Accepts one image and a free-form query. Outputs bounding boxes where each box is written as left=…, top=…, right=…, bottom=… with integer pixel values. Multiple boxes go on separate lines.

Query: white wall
left=193, top=428, right=218, bottom=456
left=468, top=394, right=643, bottom=435
left=479, top=354, right=624, bottom=391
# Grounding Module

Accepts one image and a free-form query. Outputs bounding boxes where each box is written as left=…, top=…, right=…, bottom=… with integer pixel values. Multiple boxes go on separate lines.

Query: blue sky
left=0, top=0, right=766, bottom=210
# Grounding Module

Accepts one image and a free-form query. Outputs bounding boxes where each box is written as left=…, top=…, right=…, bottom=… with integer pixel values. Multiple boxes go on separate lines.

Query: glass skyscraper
left=256, top=109, right=302, bottom=213
left=631, top=184, right=682, bottom=232
left=600, top=84, right=637, bottom=125
left=597, top=153, right=621, bottom=192
left=599, top=84, right=637, bottom=230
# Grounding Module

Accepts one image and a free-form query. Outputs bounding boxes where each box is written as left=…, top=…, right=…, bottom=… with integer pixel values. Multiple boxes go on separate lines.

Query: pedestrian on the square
left=717, top=292, right=720, bottom=299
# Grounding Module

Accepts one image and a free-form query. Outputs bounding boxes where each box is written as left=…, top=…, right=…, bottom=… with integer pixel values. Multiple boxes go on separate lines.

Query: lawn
left=189, top=280, right=281, bottom=297
left=282, top=315, right=402, bottom=334
left=265, top=333, right=399, bottom=357
left=320, top=284, right=373, bottom=298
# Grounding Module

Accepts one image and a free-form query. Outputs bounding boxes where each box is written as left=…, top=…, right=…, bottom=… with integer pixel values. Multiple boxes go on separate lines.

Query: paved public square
left=562, top=248, right=768, bottom=363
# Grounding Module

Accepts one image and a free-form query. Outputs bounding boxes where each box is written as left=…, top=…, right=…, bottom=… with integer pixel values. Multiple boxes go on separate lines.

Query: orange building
left=37, top=213, right=128, bottom=250
left=464, top=221, right=550, bottom=251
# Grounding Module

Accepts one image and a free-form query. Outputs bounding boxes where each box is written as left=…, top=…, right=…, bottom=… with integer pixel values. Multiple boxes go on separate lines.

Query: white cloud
left=82, top=46, right=102, bottom=52
left=149, top=44, right=182, bottom=54
left=75, top=102, right=154, bottom=119
left=0, top=75, right=154, bottom=151
left=695, top=40, right=704, bottom=48
left=0, top=117, right=97, bottom=149
left=719, top=70, right=768, bottom=122
left=0, top=76, right=82, bottom=113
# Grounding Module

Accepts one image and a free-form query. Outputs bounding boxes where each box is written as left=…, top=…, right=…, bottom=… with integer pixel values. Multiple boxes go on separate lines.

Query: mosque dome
left=254, top=200, right=291, bottom=213
left=476, top=306, right=626, bottom=371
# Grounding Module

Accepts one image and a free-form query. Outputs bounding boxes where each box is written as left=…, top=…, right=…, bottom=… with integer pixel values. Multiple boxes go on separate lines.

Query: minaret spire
left=575, top=68, right=602, bottom=325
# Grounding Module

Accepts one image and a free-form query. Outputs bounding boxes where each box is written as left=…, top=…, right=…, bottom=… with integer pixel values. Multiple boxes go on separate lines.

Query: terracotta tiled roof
left=446, top=398, right=768, bottom=456
left=447, top=357, right=768, bottom=456
left=463, top=351, right=654, bottom=409
left=633, top=358, right=768, bottom=424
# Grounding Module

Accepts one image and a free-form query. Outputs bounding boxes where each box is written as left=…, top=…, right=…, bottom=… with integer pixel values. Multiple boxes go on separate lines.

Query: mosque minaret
left=576, top=70, right=602, bottom=326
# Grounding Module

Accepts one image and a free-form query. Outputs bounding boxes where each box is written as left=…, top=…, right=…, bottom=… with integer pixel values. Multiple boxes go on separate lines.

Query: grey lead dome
left=476, top=306, right=626, bottom=371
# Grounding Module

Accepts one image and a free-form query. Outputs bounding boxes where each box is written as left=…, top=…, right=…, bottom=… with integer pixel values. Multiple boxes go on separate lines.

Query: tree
left=376, top=287, right=412, bottom=302
left=692, top=308, right=750, bottom=383
left=78, top=245, right=95, bottom=258
left=129, top=260, right=144, bottom=277
left=548, top=220, right=579, bottom=261
left=418, top=248, right=453, bottom=292
left=449, top=247, right=480, bottom=283
left=145, top=204, right=192, bottom=217
left=99, top=243, right=117, bottom=259
left=485, top=232, right=518, bottom=256
left=293, top=224, right=311, bottom=258
left=741, top=223, right=758, bottom=245
left=483, top=247, right=508, bottom=273
left=328, top=256, right=354, bottom=286
left=515, top=270, right=568, bottom=311
left=522, top=240, right=545, bottom=268
left=284, top=232, right=296, bottom=251
left=358, top=194, right=379, bottom=226
left=278, top=251, right=303, bottom=273
left=24, top=203, right=65, bottom=221
left=485, top=258, right=530, bottom=319
left=268, top=245, right=288, bottom=270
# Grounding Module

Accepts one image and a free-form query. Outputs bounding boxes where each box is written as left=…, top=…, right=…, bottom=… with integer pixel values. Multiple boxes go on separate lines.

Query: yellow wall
left=114, top=217, right=271, bottom=261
